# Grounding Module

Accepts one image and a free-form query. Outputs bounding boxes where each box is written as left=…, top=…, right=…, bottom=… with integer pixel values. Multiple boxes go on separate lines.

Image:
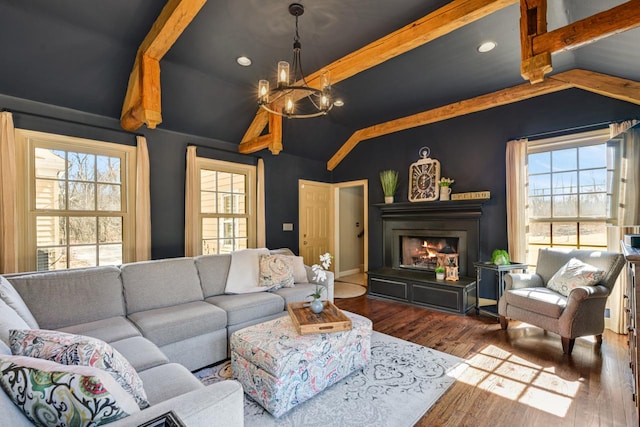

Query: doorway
left=298, top=179, right=368, bottom=280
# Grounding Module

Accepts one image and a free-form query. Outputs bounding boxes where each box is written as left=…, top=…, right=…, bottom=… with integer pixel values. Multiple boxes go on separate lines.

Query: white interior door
left=299, top=180, right=333, bottom=267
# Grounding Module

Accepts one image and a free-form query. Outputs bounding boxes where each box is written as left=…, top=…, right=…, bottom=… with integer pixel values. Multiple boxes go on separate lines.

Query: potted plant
left=435, top=266, right=445, bottom=280
left=491, top=249, right=510, bottom=265
left=438, top=177, right=454, bottom=201
left=309, top=252, right=333, bottom=313
left=380, top=170, right=399, bottom=204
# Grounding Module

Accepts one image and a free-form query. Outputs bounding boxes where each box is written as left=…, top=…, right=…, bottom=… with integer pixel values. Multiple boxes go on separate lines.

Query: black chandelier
left=257, top=3, right=333, bottom=119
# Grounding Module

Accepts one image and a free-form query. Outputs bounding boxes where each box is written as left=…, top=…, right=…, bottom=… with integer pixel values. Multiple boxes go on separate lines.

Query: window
left=526, top=129, right=617, bottom=267
left=197, top=158, right=256, bottom=255
left=16, top=129, right=136, bottom=271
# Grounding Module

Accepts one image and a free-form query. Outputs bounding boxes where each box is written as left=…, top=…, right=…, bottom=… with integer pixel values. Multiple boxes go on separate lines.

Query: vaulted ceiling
left=1, top=0, right=639, bottom=163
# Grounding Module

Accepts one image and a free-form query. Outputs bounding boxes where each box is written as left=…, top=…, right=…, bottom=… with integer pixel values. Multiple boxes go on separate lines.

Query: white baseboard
left=338, top=268, right=362, bottom=278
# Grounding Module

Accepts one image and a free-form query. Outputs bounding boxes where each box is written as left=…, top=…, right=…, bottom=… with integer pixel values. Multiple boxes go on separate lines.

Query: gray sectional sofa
left=0, top=249, right=334, bottom=426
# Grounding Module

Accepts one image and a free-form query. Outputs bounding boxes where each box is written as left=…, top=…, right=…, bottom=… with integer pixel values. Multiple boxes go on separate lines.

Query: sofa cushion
left=0, top=275, right=38, bottom=328
left=127, top=301, right=227, bottom=347
left=224, top=248, right=271, bottom=294
left=121, top=258, right=204, bottom=314
left=9, top=329, right=148, bottom=409
left=59, top=316, right=141, bottom=343
left=138, top=363, right=204, bottom=405
left=194, top=254, right=231, bottom=297
left=110, top=336, right=169, bottom=372
left=0, top=298, right=29, bottom=346
left=259, top=254, right=295, bottom=289
left=546, top=257, right=605, bottom=297
left=6, top=266, right=124, bottom=329
left=504, top=287, right=567, bottom=319
left=205, top=292, right=284, bottom=326
left=0, top=355, right=140, bottom=425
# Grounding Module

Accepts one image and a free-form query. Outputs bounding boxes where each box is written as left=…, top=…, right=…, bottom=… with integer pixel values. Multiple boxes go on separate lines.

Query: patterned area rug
left=194, top=331, right=467, bottom=427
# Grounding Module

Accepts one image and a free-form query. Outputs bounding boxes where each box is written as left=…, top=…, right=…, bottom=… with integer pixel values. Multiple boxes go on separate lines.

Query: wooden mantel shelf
left=374, top=199, right=487, bottom=219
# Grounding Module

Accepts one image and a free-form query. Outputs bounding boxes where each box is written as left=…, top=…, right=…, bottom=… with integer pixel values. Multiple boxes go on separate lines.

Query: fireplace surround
left=368, top=200, right=485, bottom=314
left=380, top=200, right=483, bottom=277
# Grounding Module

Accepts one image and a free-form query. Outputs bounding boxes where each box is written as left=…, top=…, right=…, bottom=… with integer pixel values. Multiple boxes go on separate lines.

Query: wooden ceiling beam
left=521, top=0, right=640, bottom=83
left=327, top=70, right=640, bottom=171
left=238, top=0, right=518, bottom=154
left=120, top=0, right=206, bottom=132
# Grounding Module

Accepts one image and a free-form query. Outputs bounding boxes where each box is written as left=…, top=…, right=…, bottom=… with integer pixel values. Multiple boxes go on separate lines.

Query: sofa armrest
left=110, top=380, right=244, bottom=427
left=304, top=266, right=334, bottom=302
left=503, top=273, right=544, bottom=291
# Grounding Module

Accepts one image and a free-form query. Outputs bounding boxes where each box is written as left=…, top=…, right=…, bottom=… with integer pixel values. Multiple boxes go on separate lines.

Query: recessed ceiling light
left=477, top=41, right=497, bottom=53
left=236, top=56, right=252, bottom=66
left=333, top=99, right=344, bottom=107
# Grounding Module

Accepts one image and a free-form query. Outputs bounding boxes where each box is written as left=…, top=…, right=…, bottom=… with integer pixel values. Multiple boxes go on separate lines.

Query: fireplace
left=398, top=233, right=463, bottom=272
left=379, top=201, right=483, bottom=278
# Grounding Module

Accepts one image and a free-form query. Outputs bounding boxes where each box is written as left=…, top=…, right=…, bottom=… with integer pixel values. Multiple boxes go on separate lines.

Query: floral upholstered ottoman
left=230, top=311, right=372, bottom=417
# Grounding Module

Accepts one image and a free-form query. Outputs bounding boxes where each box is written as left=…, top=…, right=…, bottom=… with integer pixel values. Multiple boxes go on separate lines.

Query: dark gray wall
left=4, top=89, right=640, bottom=268
left=1, top=94, right=328, bottom=259
left=331, top=89, right=640, bottom=272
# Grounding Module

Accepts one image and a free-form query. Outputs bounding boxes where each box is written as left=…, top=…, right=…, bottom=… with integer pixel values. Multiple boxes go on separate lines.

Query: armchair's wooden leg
left=561, top=337, right=575, bottom=355
left=499, top=315, right=508, bottom=330
left=596, top=334, right=603, bottom=346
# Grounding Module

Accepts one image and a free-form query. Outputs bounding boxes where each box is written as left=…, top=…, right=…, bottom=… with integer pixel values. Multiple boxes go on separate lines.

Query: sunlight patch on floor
left=457, top=345, right=580, bottom=417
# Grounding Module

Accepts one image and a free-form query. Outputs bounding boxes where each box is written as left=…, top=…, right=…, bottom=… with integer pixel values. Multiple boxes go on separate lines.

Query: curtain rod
left=1, top=107, right=145, bottom=137
left=519, top=121, right=612, bottom=141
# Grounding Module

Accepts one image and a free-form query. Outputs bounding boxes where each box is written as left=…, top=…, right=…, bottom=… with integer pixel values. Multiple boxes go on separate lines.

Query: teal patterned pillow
left=9, top=329, right=148, bottom=409
left=259, top=255, right=295, bottom=289
left=0, top=355, right=139, bottom=426
left=546, top=258, right=605, bottom=297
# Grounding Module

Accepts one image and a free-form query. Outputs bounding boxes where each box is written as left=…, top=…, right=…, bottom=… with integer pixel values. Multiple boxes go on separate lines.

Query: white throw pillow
left=546, top=258, right=605, bottom=297
left=0, top=299, right=29, bottom=346
left=0, top=276, right=38, bottom=329
left=224, top=248, right=272, bottom=294
left=287, top=256, right=309, bottom=283
left=0, top=355, right=139, bottom=426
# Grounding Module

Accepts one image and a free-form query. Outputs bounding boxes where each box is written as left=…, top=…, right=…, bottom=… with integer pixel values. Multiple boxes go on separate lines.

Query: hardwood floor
left=334, top=295, right=637, bottom=427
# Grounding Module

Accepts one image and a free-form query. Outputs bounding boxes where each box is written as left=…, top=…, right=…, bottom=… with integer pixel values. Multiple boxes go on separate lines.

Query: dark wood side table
left=473, top=261, right=528, bottom=318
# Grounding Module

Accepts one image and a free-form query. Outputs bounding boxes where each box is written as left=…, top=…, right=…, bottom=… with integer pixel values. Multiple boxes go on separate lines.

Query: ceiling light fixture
left=237, top=56, right=252, bottom=66
left=477, top=41, right=497, bottom=53
left=257, top=3, right=332, bottom=119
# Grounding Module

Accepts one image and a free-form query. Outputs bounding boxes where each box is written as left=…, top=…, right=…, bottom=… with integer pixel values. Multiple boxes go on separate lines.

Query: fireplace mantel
left=374, top=200, right=485, bottom=219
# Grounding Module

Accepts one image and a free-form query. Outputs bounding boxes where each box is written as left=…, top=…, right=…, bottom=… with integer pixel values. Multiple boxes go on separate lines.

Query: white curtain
left=506, top=138, right=528, bottom=265
left=184, top=146, right=199, bottom=257
left=135, top=136, right=151, bottom=261
left=257, top=158, right=266, bottom=248
left=606, top=121, right=640, bottom=334
left=0, top=112, right=18, bottom=274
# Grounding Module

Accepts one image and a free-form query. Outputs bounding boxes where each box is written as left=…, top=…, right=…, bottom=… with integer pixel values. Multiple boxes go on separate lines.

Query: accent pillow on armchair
left=545, top=257, right=605, bottom=297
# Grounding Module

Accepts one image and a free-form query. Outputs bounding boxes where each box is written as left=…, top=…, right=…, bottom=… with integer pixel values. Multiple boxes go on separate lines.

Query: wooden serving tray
left=287, top=301, right=352, bottom=335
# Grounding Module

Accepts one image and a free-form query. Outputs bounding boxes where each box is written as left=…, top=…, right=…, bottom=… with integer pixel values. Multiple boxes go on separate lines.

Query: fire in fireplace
left=400, top=235, right=459, bottom=271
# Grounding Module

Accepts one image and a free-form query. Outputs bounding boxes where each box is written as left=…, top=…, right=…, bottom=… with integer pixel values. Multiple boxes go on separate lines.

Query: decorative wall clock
left=409, top=147, right=440, bottom=202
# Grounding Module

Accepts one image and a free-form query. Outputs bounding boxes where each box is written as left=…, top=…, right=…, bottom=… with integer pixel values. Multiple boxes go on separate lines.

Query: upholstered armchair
left=498, top=248, right=625, bottom=355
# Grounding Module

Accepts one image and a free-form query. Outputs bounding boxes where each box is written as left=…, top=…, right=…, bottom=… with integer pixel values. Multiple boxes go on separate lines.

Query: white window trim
left=525, top=127, right=615, bottom=260
left=195, top=157, right=257, bottom=254
left=15, top=129, right=136, bottom=271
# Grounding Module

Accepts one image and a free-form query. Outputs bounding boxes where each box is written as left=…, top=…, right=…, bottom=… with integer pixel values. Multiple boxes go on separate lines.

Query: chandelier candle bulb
left=258, top=80, right=269, bottom=103
left=285, top=96, right=295, bottom=114
left=277, top=61, right=290, bottom=87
